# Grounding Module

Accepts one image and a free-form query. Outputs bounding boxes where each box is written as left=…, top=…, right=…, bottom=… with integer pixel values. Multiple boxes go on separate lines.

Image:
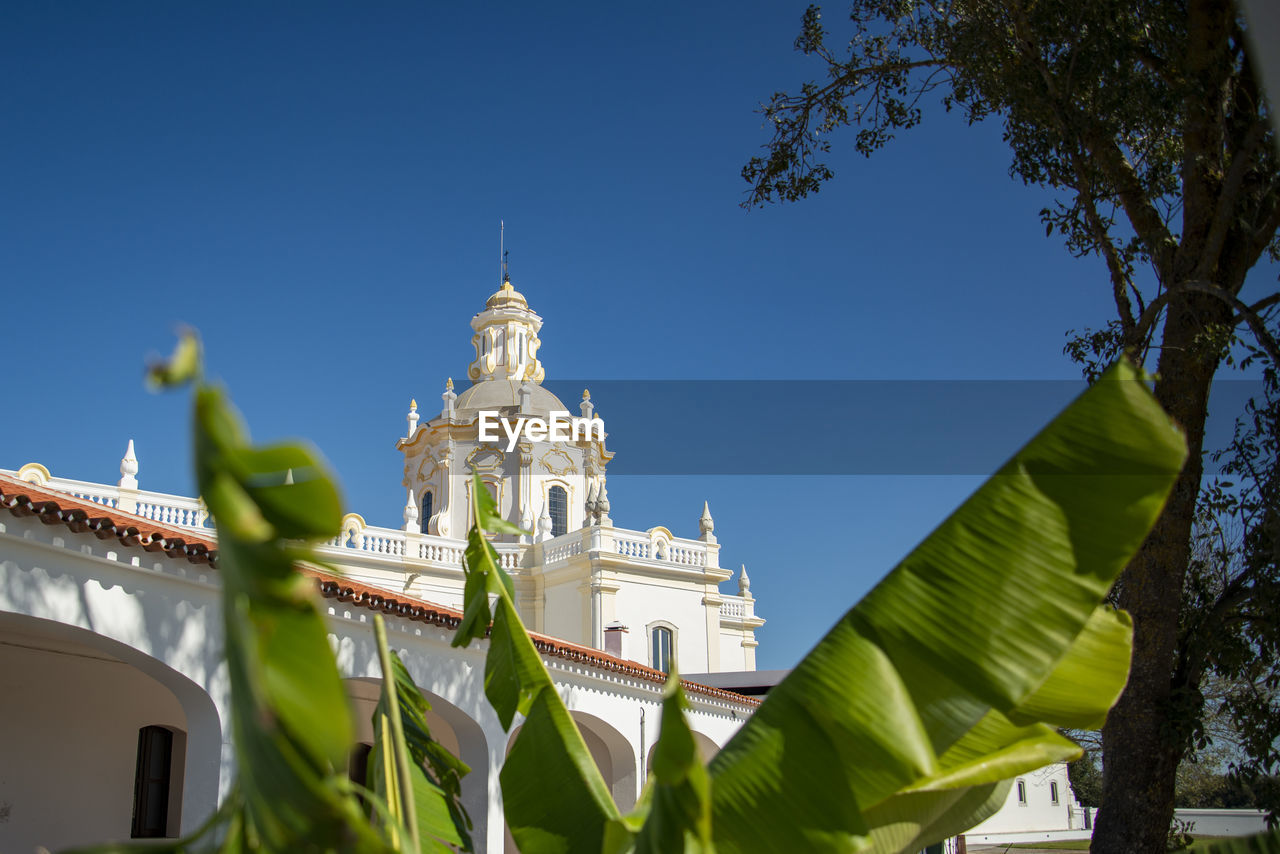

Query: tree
left=1068, top=750, right=1104, bottom=809
left=1179, top=347, right=1280, bottom=816
left=742, top=2, right=1280, bottom=851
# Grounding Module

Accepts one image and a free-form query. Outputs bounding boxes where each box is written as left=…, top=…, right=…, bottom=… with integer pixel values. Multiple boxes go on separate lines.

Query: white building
left=0, top=275, right=1084, bottom=853
left=0, top=276, right=763, bottom=854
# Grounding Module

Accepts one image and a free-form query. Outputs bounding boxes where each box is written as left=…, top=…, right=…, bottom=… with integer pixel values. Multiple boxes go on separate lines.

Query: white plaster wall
left=0, top=518, right=228, bottom=838
left=0, top=634, right=187, bottom=853
left=1173, top=809, right=1268, bottom=837
left=541, top=580, right=586, bottom=645
left=612, top=579, right=710, bottom=673
left=966, top=763, right=1078, bottom=834
left=718, top=630, right=752, bottom=671
left=0, top=511, right=754, bottom=854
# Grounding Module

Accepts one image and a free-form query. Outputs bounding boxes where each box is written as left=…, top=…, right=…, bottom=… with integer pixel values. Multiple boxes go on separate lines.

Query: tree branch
left=1131, top=281, right=1280, bottom=368
left=1194, top=118, right=1269, bottom=282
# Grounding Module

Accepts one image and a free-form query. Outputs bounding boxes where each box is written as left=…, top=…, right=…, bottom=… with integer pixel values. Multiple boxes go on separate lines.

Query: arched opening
left=0, top=613, right=221, bottom=853
left=345, top=679, right=489, bottom=849
left=548, top=486, right=567, bottom=538
left=645, top=729, right=720, bottom=775
left=420, top=491, right=433, bottom=531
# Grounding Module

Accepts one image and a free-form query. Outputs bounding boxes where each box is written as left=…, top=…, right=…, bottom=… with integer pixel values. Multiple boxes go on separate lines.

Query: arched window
left=1016, top=779, right=1027, bottom=805
left=651, top=626, right=674, bottom=673
left=549, top=485, right=567, bottom=537
left=1049, top=780, right=1059, bottom=805
left=421, top=491, right=433, bottom=529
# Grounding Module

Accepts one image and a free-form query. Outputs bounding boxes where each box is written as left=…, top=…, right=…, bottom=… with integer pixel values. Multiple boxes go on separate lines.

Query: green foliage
left=70, top=334, right=1280, bottom=854
left=450, top=360, right=1203, bottom=853
left=1067, top=751, right=1103, bottom=809
left=66, top=330, right=471, bottom=854
left=1185, top=829, right=1280, bottom=853
left=451, top=480, right=624, bottom=852
left=745, top=4, right=1280, bottom=849
left=369, top=617, right=473, bottom=853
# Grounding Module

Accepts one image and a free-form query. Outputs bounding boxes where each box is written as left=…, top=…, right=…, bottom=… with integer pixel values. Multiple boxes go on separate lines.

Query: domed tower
left=396, top=274, right=613, bottom=546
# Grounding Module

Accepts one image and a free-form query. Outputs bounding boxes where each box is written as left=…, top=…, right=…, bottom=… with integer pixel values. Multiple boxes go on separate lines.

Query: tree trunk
left=1093, top=293, right=1228, bottom=854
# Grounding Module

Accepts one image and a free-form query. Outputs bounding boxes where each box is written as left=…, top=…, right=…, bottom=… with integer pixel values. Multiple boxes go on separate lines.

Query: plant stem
left=375, top=613, right=421, bottom=854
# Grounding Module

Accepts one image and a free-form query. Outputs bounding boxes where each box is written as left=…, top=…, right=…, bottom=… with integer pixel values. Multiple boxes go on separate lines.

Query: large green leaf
left=451, top=473, right=624, bottom=854
left=367, top=638, right=473, bottom=853
left=630, top=673, right=714, bottom=854
left=707, top=360, right=1187, bottom=853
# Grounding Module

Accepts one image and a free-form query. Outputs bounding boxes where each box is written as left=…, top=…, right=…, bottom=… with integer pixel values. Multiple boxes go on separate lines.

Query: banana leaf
left=705, top=360, right=1186, bottom=853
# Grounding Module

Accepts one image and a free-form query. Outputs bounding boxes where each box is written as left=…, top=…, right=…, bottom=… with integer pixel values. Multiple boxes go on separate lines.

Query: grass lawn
left=995, top=836, right=1230, bottom=850
left=1001, top=842, right=1092, bottom=850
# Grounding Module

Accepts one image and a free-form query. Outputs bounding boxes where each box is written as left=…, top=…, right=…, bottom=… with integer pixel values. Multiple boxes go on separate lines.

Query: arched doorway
left=645, top=728, right=720, bottom=775
left=0, top=613, right=222, bottom=853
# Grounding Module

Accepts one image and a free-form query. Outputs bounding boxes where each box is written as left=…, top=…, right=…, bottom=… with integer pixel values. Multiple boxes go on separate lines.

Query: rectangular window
left=1016, top=779, right=1027, bottom=806
left=1050, top=780, right=1060, bottom=805
left=132, top=726, right=173, bottom=838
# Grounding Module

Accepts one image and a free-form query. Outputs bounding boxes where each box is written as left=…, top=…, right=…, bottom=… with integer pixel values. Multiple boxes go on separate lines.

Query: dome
left=455, top=380, right=568, bottom=415
left=485, top=278, right=529, bottom=311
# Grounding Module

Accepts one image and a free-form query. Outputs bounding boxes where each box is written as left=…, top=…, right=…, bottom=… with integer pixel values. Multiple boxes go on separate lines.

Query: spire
left=580, top=388, right=594, bottom=420
left=699, top=501, right=715, bottom=543
left=403, top=487, right=420, bottom=533
left=538, top=504, right=553, bottom=543
left=596, top=482, right=612, bottom=527
left=118, top=440, right=139, bottom=490
left=738, top=564, right=752, bottom=597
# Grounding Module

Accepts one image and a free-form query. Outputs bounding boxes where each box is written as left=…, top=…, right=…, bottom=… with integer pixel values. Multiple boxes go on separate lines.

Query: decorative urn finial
left=118, top=439, right=139, bottom=489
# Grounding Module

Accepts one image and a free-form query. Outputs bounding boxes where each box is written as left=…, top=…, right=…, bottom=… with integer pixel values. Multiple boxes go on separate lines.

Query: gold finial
left=446, top=377, right=454, bottom=391
left=582, top=388, right=591, bottom=400
left=409, top=398, right=417, bottom=411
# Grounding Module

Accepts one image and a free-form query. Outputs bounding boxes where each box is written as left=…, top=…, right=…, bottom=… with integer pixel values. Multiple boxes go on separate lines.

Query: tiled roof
left=0, top=472, right=758, bottom=707
left=0, top=472, right=218, bottom=563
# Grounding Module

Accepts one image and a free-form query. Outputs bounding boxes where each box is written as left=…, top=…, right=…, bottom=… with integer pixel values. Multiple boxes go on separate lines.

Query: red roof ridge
left=0, top=472, right=759, bottom=708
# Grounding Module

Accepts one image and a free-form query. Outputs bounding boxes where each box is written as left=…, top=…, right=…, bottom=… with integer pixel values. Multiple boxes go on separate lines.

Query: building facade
left=0, top=275, right=1087, bottom=853
left=0, top=277, right=763, bottom=853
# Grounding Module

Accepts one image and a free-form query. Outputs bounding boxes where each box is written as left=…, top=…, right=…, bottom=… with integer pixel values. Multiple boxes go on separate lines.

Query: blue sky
left=2, top=2, right=1272, bottom=670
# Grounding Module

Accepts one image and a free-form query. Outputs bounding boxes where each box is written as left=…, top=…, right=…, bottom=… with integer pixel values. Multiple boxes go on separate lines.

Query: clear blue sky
left=2, top=2, right=1271, bottom=670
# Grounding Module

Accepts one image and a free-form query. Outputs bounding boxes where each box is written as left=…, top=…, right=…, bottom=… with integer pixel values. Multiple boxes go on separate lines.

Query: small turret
left=441, top=378, right=457, bottom=420
left=407, top=399, right=419, bottom=438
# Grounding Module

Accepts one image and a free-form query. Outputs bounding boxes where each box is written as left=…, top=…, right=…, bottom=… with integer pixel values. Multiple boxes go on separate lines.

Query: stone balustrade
left=5, top=464, right=719, bottom=578
left=719, top=594, right=755, bottom=622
